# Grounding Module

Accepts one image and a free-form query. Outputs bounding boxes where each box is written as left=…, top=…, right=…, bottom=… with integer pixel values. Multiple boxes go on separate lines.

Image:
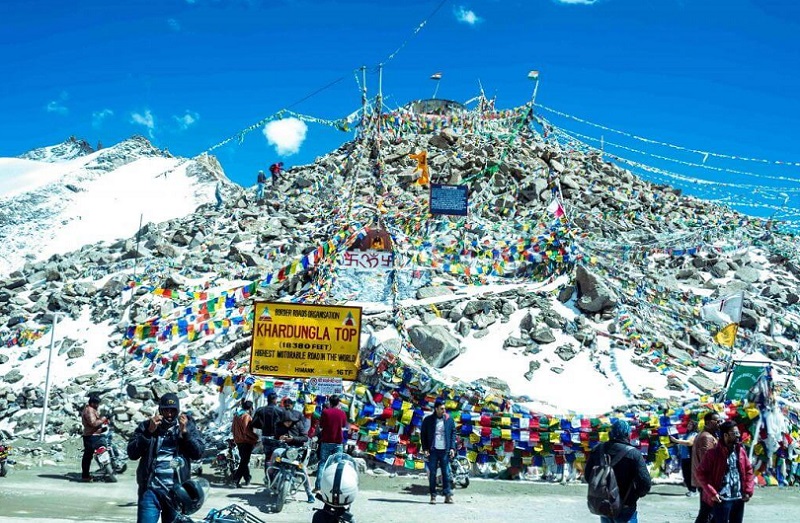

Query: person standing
left=80, top=394, right=108, bottom=482
left=252, top=392, right=283, bottom=461
left=215, top=181, right=224, bottom=210
left=230, top=399, right=258, bottom=488
left=420, top=398, right=457, bottom=504
left=696, top=421, right=755, bottom=523
left=314, top=395, right=348, bottom=492
left=670, top=419, right=698, bottom=496
left=692, top=411, right=721, bottom=523
left=127, top=393, right=205, bottom=523
left=585, top=419, right=651, bottom=523
left=256, top=170, right=267, bottom=202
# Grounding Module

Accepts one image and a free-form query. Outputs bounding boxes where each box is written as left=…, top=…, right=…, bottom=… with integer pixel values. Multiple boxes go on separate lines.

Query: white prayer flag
left=547, top=196, right=565, bottom=218
left=701, top=293, right=744, bottom=326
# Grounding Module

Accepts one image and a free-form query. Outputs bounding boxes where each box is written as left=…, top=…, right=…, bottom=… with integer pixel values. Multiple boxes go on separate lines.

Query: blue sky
left=2, top=0, right=799, bottom=220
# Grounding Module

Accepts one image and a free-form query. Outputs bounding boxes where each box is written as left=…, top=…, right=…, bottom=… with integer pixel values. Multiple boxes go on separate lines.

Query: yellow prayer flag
left=501, top=429, right=512, bottom=440
left=714, top=323, right=739, bottom=348
left=501, top=417, right=511, bottom=427
left=599, top=431, right=609, bottom=442
left=550, top=431, right=560, bottom=443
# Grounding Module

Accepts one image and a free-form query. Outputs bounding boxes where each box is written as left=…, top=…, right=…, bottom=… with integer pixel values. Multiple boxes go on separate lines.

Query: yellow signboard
left=250, top=301, right=362, bottom=379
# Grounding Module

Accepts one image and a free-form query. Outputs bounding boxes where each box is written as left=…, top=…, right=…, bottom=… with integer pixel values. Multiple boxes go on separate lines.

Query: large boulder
left=574, top=265, right=617, bottom=313
left=408, top=325, right=463, bottom=368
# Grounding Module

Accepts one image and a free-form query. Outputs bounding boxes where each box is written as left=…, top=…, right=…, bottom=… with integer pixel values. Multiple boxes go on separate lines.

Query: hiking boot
left=429, top=495, right=436, bottom=504
left=307, top=495, right=315, bottom=504
left=445, top=495, right=454, bottom=504
left=79, top=477, right=92, bottom=483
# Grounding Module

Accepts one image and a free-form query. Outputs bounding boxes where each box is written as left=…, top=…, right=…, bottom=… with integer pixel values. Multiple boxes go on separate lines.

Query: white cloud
left=168, top=18, right=181, bottom=31
left=92, top=109, right=114, bottom=128
left=45, top=91, right=69, bottom=115
left=130, top=109, right=156, bottom=138
left=174, top=111, right=199, bottom=130
left=454, top=6, right=481, bottom=25
left=554, top=0, right=599, bottom=5
left=262, top=118, right=308, bottom=156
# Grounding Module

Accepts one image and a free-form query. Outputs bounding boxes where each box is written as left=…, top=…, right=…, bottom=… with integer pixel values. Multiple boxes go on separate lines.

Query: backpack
left=587, top=444, right=634, bottom=517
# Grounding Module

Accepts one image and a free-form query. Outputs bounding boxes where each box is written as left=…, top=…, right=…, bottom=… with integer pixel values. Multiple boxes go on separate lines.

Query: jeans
left=713, top=499, right=745, bottom=523
left=600, top=509, right=638, bottom=523
left=315, top=443, right=343, bottom=490
left=81, top=435, right=103, bottom=479
left=137, top=489, right=177, bottom=523
left=695, top=497, right=715, bottom=523
left=256, top=182, right=265, bottom=201
left=427, top=449, right=451, bottom=496
left=681, top=458, right=696, bottom=492
left=232, top=442, right=254, bottom=485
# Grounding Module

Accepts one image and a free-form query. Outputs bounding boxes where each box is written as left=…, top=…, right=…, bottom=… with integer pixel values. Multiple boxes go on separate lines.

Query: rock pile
left=1, top=113, right=799, bottom=442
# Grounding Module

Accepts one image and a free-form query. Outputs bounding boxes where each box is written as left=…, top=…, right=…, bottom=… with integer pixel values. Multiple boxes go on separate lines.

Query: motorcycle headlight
left=286, top=448, right=299, bottom=462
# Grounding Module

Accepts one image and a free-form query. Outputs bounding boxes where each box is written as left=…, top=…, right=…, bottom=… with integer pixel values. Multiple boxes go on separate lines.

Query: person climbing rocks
left=269, top=162, right=283, bottom=189
left=256, top=170, right=267, bottom=202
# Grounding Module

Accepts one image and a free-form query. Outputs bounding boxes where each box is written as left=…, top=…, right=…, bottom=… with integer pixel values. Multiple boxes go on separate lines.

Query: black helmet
left=168, top=478, right=208, bottom=515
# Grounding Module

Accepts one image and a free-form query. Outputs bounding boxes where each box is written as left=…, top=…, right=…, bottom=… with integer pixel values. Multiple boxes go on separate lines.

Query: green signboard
left=725, top=364, right=766, bottom=401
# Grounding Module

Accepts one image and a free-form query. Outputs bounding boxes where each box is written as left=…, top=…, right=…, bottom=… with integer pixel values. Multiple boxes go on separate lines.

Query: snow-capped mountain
left=0, top=136, right=230, bottom=276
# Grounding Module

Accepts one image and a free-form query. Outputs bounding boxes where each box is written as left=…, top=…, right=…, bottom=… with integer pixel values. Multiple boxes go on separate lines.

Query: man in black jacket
left=252, top=392, right=283, bottom=461
left=127, top=393, right=205, bottom=523
left=585, top=419, right=652, bottom=523
left=420, top=398, right=457, bottom=505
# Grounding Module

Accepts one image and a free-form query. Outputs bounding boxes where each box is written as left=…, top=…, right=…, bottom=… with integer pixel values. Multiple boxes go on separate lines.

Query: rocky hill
left=0, top=108, right=799, bottom=446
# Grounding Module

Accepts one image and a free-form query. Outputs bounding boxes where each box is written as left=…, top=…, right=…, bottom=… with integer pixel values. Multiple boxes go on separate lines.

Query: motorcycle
left=93, top=421, right=127, bottom=482
left=0, top=443, right=14, bottom=477
left=211, top=439, right=240, bottom=484
left=435, top=454, right=471, bottom=490
left=176, top=504, right=267, bottom=523
left=263, top=439, right=311, bottom=513
left=312, top=453, right=358, bottom=523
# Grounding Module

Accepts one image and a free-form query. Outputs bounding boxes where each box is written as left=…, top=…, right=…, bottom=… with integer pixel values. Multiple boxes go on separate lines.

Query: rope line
left=538, top=104, right=800, bottom=168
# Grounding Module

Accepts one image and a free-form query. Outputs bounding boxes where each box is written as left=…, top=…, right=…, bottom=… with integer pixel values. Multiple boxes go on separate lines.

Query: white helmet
left=319, top=453, right=359, bottom=507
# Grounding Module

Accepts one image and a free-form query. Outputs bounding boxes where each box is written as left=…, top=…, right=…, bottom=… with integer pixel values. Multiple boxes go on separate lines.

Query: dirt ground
left=2, top=457, right=800, bottom=523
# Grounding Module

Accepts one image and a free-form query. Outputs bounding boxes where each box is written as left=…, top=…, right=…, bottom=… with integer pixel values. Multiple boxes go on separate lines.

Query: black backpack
left=587, top=443, right=634, bottom=518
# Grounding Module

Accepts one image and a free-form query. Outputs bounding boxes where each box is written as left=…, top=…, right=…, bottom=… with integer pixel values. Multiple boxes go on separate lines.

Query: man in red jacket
left=314, top=395, right=348, bottom=492
left=230, top=399, right=258, bottom=488
left=696, top=421, right=755, bottom=523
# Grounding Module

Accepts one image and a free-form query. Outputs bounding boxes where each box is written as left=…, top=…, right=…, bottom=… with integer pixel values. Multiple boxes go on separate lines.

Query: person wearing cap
left=230, top=399, right=258, bottom=488
left=585, top=419, right=651, bottom=523
left=420, top=398, right=457, bottom=504
left=256, top=169, right=267, bottom=202
left=252, top=392, right=284, bottom=462
left=80, top=394, right=108, bottom=482
left=127, top=392, right=205, bottom=523
left=274, top=398, right=315, bottom=503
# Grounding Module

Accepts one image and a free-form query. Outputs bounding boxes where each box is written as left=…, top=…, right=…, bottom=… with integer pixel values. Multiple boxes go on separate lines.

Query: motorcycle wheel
left=0, top=462, right=7, bottom=477
left=458, top=476, right=470, bottom=489
left=115, top=462, right=128, bottom=474
left=274, top=476, right=289, bottom=513
left=103, top=464, right=117, bottom=483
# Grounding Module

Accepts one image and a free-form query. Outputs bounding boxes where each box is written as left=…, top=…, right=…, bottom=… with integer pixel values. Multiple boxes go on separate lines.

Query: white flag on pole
left=701, top=293, right=743, bottom=326
left=546, top=196, right=565, bottom=218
